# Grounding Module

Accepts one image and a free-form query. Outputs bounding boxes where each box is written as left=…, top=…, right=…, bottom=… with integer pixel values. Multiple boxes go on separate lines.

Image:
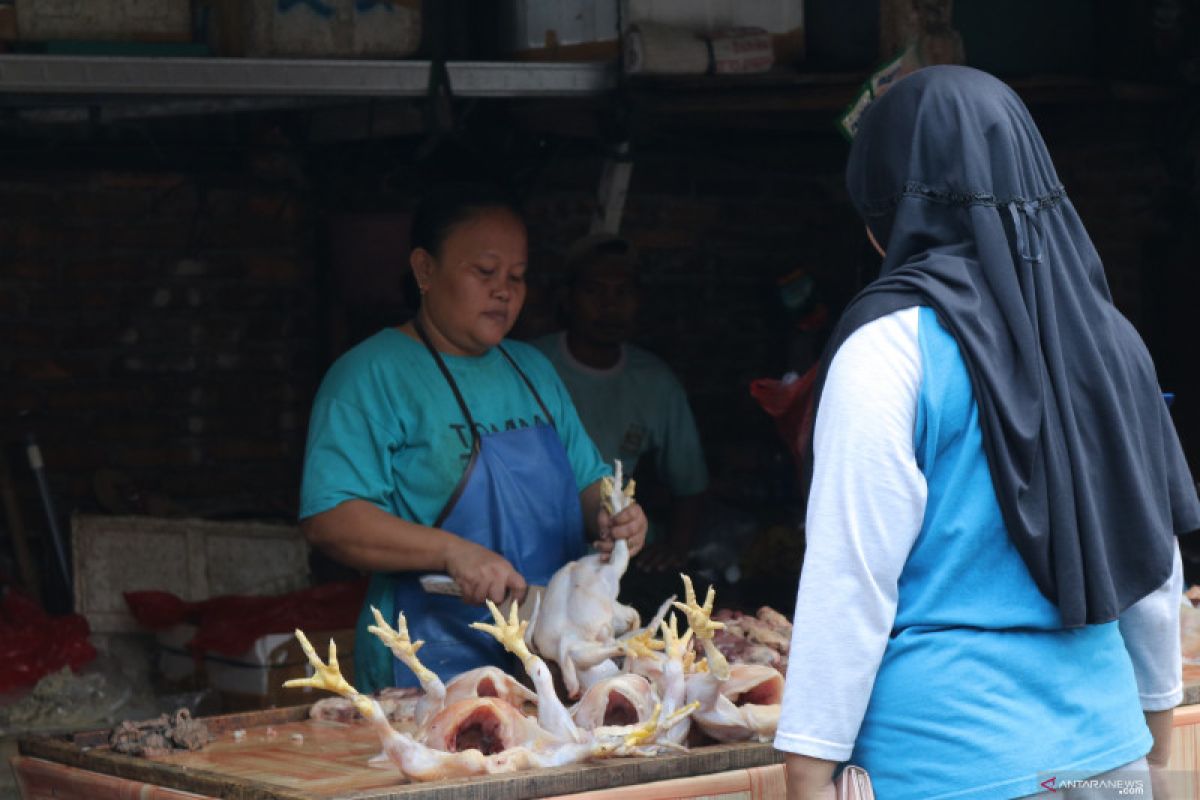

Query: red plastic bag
left=124, top=579, right=368, bottom=658
left=0, top=588, right=97, bottom=693
left=749, top=365, right=818, bottom=459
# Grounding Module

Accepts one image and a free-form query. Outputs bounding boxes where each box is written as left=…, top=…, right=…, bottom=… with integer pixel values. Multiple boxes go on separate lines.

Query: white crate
left=15, top=0, right=191, bottom=41
left=206, top=0, right=421, bottom=58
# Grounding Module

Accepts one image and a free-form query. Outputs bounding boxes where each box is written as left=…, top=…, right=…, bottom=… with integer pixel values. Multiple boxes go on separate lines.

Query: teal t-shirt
left=300, top=328, right=608, bottom=693
left=301, top=328, right=608, bottom=525
left=530, top=332, right=708, bottom=497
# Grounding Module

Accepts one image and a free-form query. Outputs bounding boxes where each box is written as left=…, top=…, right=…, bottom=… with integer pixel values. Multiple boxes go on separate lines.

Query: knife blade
left=419, top=574, right=545, bottom=623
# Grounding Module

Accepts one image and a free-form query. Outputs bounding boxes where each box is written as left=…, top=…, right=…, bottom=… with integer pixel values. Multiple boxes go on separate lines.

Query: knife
left=419, top=574, right=545, bottom=623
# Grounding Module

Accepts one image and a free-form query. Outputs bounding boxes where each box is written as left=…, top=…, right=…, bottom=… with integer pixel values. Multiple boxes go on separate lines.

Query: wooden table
left=13, top=672, right=1200, bottom=800
left=12, top=704, right=783, bottom=800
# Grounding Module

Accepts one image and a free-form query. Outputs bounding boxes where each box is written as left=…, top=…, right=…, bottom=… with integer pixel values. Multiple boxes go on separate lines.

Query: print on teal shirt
left=448, top=415, right=549, bottom=449
left=618, top=423, right=647, bottom=461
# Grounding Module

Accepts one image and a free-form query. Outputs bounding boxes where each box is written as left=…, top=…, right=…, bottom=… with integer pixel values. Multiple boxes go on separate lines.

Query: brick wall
left=0, top=96, right=1193, bottom=597
left=0, top=164, right=320, bottom=563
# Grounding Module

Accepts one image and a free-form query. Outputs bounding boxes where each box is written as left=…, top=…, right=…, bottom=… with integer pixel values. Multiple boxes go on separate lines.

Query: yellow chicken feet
left=672, top=575, right=723, bottom=640
left=284, top=629, right=375, bottom=719
left=600, top=459, right=637, bottom=516
left=672, top=575, right=730, bottom=680
left=620, top=627, right=665, bottom=661
left=623, top=703, right=663, bottom=748
left=471, top=599, right=535, bottom=668
left=603, top=701, right=699, bottom=755
left=660, top=614, right=694, bottom=663
left=368, top=606, right=439, bottom=689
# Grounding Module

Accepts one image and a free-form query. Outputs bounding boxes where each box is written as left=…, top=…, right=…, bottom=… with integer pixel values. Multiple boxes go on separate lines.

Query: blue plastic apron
left=391, top=323, right=587, bottom=686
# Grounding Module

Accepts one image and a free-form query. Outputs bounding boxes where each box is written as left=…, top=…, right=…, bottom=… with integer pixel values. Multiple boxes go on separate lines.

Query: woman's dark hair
left=410, top=182, right=523, bottom=259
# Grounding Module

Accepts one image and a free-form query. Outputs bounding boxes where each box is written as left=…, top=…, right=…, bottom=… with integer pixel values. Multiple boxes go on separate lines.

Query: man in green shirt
left=533, top=234, right=708, bottom=571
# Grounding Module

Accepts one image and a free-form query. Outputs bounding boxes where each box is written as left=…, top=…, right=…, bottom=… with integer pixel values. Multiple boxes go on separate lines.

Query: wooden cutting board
left=18, top=705, right=782, bottom=800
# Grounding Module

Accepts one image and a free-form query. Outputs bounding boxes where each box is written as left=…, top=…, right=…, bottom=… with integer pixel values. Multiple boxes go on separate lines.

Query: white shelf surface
left=0, top=55, right=615, bottom=98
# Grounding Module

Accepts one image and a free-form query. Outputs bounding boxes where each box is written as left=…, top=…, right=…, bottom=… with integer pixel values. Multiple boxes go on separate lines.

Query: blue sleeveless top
left=851, top=308, right=1151, bottom=799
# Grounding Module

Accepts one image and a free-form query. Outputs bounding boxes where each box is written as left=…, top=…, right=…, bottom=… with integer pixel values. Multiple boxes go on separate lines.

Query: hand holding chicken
left=594, top=460, right=647, bottom=560
left=531, top=461, right=643, bottom=698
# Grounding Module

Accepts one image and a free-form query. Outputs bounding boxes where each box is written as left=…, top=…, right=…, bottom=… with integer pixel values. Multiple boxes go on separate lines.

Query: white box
left=211, top=630, right=356, bottom=707
left=15, top=0, right=192, bottom=41
left=155, top=625, right=356, bottom=705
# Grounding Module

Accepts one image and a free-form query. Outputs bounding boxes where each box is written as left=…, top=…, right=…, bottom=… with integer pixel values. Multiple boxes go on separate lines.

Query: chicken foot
left=472, top=599, right=585, bottom=743
left=673, top=574, right=731, bottom=680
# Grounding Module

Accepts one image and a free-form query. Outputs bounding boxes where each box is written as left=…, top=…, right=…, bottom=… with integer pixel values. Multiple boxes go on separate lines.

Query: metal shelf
left=0, top=55, right=615, bottom=98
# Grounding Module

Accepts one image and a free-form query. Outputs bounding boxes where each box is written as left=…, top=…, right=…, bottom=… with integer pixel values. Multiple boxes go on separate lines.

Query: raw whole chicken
left=673, top=576, right=783, bottom=743
left=688, top=663, right=784, bottom=743
left=571, top=674, right=656, bottom=729
left=472, top=598, right=697, bottom=750
left=284, top=628, right=683, bottom=782
left=530, top=461, right=642, bottom=698
left=367, top=607, right=536, bottom=727
left=443, top=666, right=538, bottom=710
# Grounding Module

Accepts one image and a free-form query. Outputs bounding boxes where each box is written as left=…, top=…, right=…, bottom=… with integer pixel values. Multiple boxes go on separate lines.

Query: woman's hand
left=594, top=501, right=648, bottom=560
left=443, top=537, right=526, bottom=606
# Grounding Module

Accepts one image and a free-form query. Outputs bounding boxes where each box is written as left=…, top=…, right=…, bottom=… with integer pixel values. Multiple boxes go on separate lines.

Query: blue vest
left=852, top=308, right=1151, bottom=800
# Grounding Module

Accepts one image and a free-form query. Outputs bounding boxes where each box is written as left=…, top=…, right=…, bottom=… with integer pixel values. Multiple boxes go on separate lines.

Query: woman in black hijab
left=775, top=66, right=1199, bottom=800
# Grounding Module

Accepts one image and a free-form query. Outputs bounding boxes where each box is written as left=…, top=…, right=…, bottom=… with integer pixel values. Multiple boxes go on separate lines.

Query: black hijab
left=821, top=66, right=1200, bottom=627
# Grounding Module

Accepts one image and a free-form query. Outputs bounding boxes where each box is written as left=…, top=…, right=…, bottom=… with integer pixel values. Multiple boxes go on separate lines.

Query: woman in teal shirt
left=300, top=183, right=647, bottom=693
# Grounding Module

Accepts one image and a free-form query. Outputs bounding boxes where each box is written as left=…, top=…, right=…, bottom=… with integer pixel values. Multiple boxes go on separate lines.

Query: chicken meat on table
left=279, top=457, right=783, bottom=782
left=529, top=460, right=644, bottom=698
left=673, top=575, right=783, bottom=743
left=284, top=626, right=687, bottom=782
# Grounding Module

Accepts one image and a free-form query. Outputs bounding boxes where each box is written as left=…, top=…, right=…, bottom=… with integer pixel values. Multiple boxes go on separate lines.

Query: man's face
left=566, top=258, right=639, bottom=346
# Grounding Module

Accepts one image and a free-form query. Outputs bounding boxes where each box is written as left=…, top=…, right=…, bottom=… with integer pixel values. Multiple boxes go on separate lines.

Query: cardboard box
left=201, top=0, right=421, bottom=58
left=14, top=0, right=192, bottom=41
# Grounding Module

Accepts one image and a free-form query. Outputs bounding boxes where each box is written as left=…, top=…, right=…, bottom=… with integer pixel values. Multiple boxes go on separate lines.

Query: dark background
left=2, top=0, right=1199, bottom=615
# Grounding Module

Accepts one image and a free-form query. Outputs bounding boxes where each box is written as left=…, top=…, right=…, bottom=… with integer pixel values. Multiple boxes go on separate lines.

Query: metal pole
left=25, top=433, right=72, bottom=605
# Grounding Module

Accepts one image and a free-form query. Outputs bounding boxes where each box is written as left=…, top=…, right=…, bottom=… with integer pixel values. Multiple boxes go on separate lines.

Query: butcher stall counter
left=11, top=702, right=785, bottom=800
left=13, top=666, right=1200, bottom=800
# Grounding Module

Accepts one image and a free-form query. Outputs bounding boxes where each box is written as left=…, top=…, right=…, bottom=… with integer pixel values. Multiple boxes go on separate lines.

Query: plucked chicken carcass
left=473, top=598, right=696, bottom=749
left=571, top=674, right=656, bottom=729
left=285, top=627, right=684, bottom=782
left=366, top=606, right=537, bottom=728
left=673, top=576, right=783, bottom=743
left=530, top=461, right=643, bottom=698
